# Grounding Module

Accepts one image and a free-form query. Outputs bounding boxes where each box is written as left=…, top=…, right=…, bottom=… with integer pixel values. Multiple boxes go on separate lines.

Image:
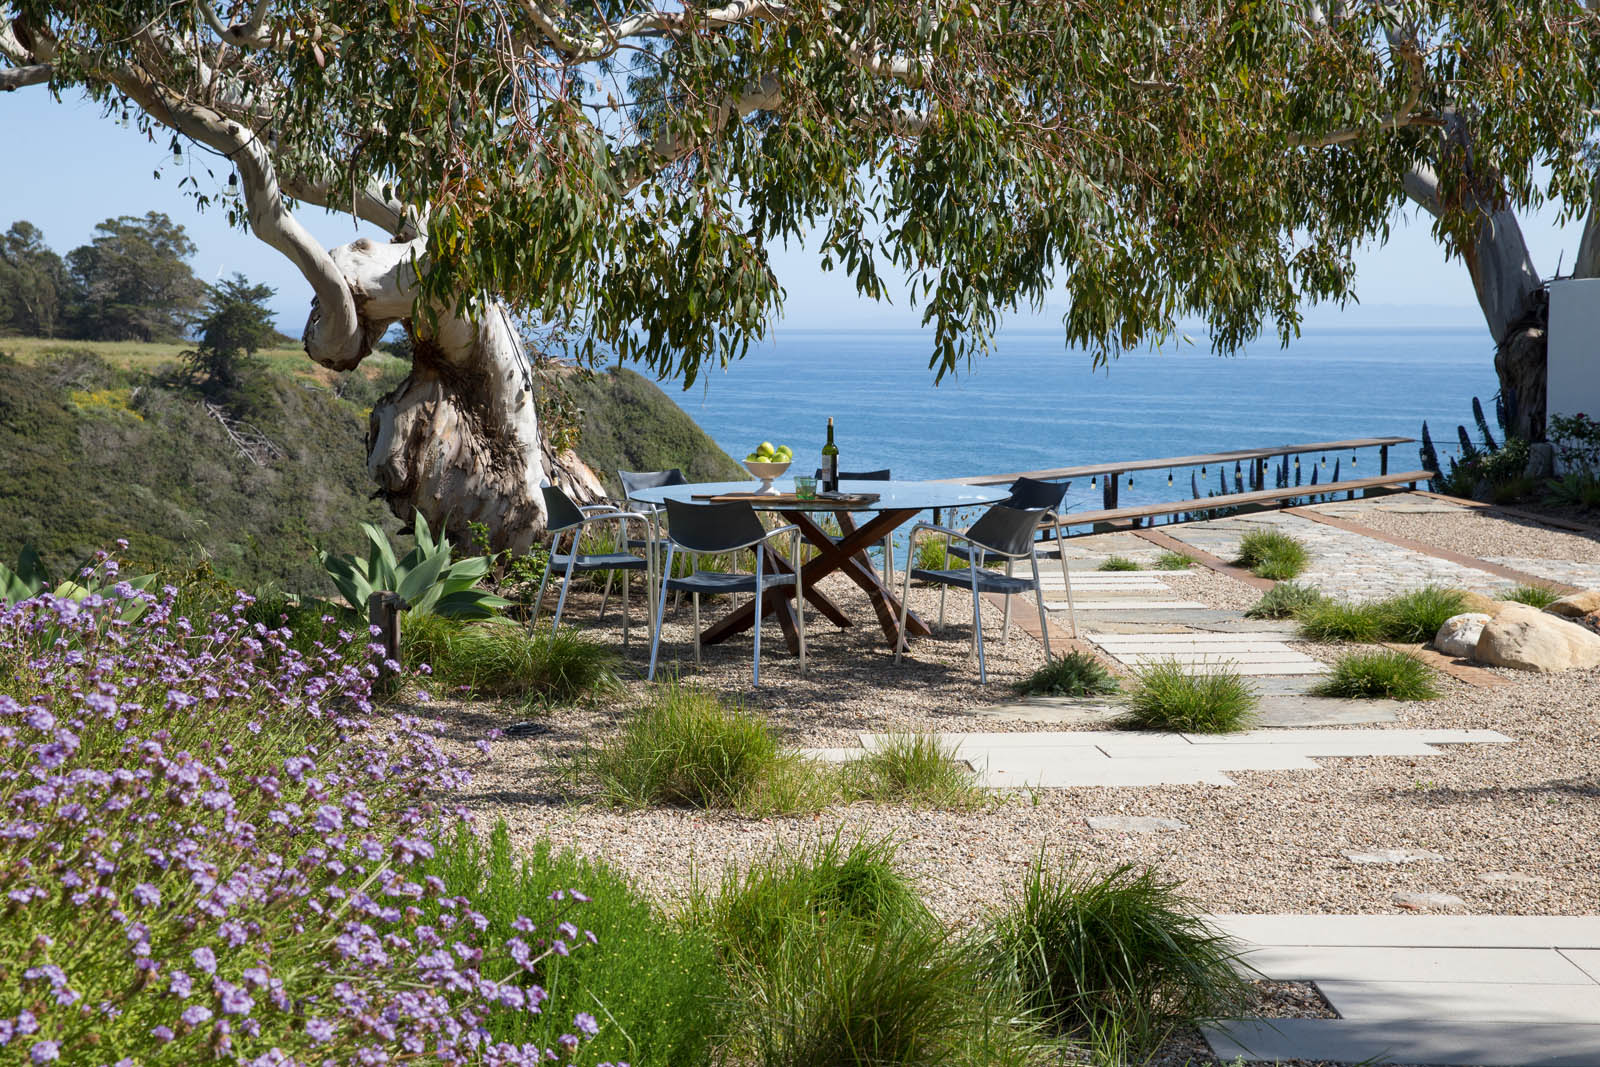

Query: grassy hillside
left=0, top=342, right=741, bottom=592
left=566, top=366, right=744, bottom=494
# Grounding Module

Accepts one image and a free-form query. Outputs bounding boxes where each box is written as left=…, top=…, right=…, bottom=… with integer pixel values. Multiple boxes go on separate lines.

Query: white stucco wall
left=1548, top=278, right=1600, bottom=430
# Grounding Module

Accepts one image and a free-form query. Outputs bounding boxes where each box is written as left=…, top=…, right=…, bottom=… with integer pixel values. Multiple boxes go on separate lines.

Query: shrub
left=404, top=613, right=621, bottom=703
left=0, top=578, right=612, bottom=1064
left=699, top=836, right=1036, bottom=1067
left=1311, top=649, right=1440, bottom=700
left=1154, top=551, right=1194, bottom=570
left=1546, top=470, right=1600, bottom=512
left=1244, top=581, right=1326, bottom=620
left=319, top=510, right=509, bottom=619
left=1121, top=659, right=1258, bottom=733
left=1297, top=598, right=1388, bottom=642
left=913, top=532, right=957, bottom=571
left=587, top=682, right=830, bottom=813
left=1013, top=650, right=1120, bottom=697
left=1097, top=555, right=1140, bottom=571
left=986, top=858, right=1250, bottom=1055
left=424, top=821, right=726, bottom=1066
left=843, top=733, right=982, bottom=809
left=1499, top=583, right=1563, bottom=609
left=1379, top=585, right=1468, bottom=643
left=1234, top=528, right=1309, bottom=580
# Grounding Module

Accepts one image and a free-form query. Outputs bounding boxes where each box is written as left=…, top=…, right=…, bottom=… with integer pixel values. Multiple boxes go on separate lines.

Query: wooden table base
left=699, top=507, right=932, bottom=654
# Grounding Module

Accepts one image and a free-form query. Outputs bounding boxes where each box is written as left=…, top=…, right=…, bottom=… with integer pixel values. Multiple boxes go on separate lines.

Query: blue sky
left=2, top=88, right=1589, bottom=340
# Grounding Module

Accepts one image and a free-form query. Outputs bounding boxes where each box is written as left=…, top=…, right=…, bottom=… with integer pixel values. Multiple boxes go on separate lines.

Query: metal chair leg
left=552, top=535, right=579, bottom=632
left=1002, top=558, right=1014, bottom=646
left=752, top=554, right=763, bottom=688
left=692, top=592, right=701, bottom=667
left=1055, top=521, right=1078, bottom=638
left=970, top=565, right=987, bottom=684
left=894, top=555, right=915, bottom=663
left=938, top=531, right=951, bottom=629
left=647, top=547, right=674, bottom=681
left=598, top=571, right=614, bottom=621
left=529, top=549, right=554, bottom=631
left=621, top=568, right=629, bottom=648
left=1031, top=554, right=1053, bottom=660
left=795, top=536, right=807, bottom=677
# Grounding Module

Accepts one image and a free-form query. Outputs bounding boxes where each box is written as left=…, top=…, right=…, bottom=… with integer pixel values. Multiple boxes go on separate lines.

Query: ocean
left=655, top=323, right=1501, bottom=516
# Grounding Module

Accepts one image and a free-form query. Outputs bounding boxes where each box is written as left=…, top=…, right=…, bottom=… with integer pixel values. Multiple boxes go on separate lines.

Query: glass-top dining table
left=626, top=478, right=1011, bottom=655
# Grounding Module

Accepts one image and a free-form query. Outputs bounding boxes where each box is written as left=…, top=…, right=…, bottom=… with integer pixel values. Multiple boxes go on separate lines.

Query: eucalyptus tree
left=3, top=1, right=1595, bottom=546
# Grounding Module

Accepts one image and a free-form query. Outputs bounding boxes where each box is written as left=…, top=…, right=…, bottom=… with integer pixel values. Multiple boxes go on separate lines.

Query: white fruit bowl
left=742, top=459, right=791, bottom=495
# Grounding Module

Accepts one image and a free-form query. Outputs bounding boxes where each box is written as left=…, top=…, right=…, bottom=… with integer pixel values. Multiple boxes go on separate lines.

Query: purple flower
left=133, top=882, right=160, bottom=907
left=168, top=971, right=193, bottom=997
left=150, top=1026, right=174, bottom=1043
left=181, top=1005, right=213, bottom=1027
left=29, top=1041, right=59, bottom=1063
left=314, top=805, right=343, bottom=833
left=304, top=1017, right=335, bottom=1044
left=573, top=1013, right=599, bottom=1037
left=191, top=947, right=217, bottom=975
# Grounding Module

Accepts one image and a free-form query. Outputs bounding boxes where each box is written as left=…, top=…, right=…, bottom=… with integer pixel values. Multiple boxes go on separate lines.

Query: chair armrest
left=905, top=522, right=1024, bottom=561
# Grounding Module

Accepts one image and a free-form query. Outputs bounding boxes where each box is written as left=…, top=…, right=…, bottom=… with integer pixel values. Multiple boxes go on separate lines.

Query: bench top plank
left=1056, top=470, right=1434, bottom=528
left=940, top=437, right=1415, bottom=486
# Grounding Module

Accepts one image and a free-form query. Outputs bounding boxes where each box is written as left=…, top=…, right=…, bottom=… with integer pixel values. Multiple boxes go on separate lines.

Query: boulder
left=1524, top=442, right=1556, bottom=480
left=1434, top=613, right=1491, bottom=658
left=1474, top=602, right=1600, bottom=672
left=1455, top=590, right=1508, bottom=618
left=1545, top=590, right=1600, bottom=618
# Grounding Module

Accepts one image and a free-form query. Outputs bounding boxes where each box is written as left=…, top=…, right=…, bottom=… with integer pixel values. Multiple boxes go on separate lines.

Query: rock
left=1393, top=891, right=1466, bottom=912
left=1480, top=871, right=1547, bottom=886
left=1474, top=601, right=1600, bottom=671
left=1454, top=590, right=1508, bottom=618
left=1545, top=590, right=1600, bottom=618
left=1086, top=815, right=1188, bottom=833
left=1434, top=613, right=1491, bottom=658
left=1524, top=441, right=1556, bottom=479
left=1343, top=848, right=1445, bottom=864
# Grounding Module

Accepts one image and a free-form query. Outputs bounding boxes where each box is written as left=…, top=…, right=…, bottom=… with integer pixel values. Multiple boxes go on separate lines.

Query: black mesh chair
left=813, top=467, right=896, bottom=585
left=895, top=503, right=1054, bottom=684
left=620, top=468, right=690, bottom=611
left=942, top=476, right=1076, bottom=639
left=647, top=499, right=805, bottom=688
left=530, top=485, right=651, bottom=645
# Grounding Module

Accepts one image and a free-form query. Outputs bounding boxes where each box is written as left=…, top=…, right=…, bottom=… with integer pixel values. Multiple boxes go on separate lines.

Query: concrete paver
left=1204, top=1020, right=1600, bottom=1067
left=1213, top=913, right=1600, bottom=948
left=1313, top=979, right=1600, bottom=1023
left=1239, top=945, right=1596, bottom=984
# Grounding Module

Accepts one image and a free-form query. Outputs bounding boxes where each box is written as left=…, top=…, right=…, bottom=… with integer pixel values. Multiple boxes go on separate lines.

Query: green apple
left=757, top=441, right=775, bottom=455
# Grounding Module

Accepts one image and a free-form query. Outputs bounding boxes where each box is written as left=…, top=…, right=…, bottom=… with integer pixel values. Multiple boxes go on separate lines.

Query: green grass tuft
left=1153, top=551, right=1195, bottom=570
left=1296, top=598, right=1388, bottom=642
left=1012, top=650, right=1120, bottom=698
left=424, top=821, right=726, bottom=1066
left=403, top=613, right=621, bottom=703
left=843, top=733, right=983, bottom=810
left=1121, top=659, right=1258, bottom=733
left=986, top=857, right=1251, bottom=1057
left=1379, top=585, right=1469, bottom=643
left=1244, top=581, right=1327, bottom=620
left=1498, top=583, right=1563, bottom=609
left=587, top=682, right=830, bottom=813
left=1097, top=555, right=1141, bottom=571
left=1234, top=528, right=1309, bottom=580
left=913, top=533, right=957, bottom=572
left=1311, top=649, right=1440, bottom=700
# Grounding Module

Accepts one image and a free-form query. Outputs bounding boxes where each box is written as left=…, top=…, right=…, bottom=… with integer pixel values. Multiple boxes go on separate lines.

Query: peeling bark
left=323, top=235, right=598, bottom=550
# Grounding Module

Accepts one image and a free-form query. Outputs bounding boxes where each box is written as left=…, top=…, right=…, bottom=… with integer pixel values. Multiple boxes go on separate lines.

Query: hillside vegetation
left=0, top=342, right=739, bottom=590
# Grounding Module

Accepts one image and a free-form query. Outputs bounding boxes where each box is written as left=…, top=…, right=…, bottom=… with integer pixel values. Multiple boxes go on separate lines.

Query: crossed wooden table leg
left=698, top=507, right=932, bottom=654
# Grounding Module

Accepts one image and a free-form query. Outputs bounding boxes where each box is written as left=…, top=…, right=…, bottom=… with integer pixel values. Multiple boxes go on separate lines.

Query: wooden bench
left=1059, top=470, right=1436, bottom=530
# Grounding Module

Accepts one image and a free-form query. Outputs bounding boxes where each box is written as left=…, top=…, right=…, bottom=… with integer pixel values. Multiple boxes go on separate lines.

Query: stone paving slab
left=1314, top=978, right=1600, bottom=1023
left=1564, top=950, right=1600, bottom=983
left=1485, top=556, right=1600, bottom=587
left=1239, top=944, right=1596, bottom=984
left=963, top=694, right=1397, bottom=727
left=1203, top=1019, right=1600, bottom=1067
left=976, top=756, right=1253, bottom=788
left=1180, top=728, right=1510, bottom=746
left=1213, top=914, right=1600, bottom=948
left=1053, top=599, right=1209, bottom=610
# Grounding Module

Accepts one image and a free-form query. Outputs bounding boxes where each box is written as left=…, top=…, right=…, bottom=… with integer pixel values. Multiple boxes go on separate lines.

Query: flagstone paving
left=1203, top=915, right=1600, bottom=1066
left=1085, top=629, right=1329, bottom=675
left=803, top=728, right=1512, bottom=788
left=1160, top=511, right=1523, bottom=599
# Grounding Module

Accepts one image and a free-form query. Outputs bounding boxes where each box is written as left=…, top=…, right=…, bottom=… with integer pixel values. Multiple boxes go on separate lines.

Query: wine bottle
left=821, top=417, right=839, bottom=493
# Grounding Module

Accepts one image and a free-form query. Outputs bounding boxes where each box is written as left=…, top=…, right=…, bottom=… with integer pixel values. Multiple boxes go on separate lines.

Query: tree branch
left=0, top=62, right=49, bottom=91
left=198, top=0, right=275, bottom=50
left=1290, top=33, right=1434, bottom=147
left=110, top=68, right=366, bottom=369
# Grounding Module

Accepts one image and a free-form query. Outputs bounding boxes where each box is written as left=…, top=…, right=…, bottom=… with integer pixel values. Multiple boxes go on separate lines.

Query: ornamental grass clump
left=1243, top=581, right=1326, bottom=620
left=1234, top=528, right=1309, bottom=580
left=0, top=559, right=611, bottom=1065
left=405, top=613, right=621, bottom=704
left=1012, top=650, right=1119, bottom=697
left=842, top=733, right=983, bottom=810
left=1097, top=555, right=1140, bottom=571
left=1498, top=583, right=1564, bottom=609
left=1379, top=585, right=1469, bottom=643
left=1312, top=649, right=1441, bottom=700
left=986, top=857, right=1251, bottom=1057
left=1154, top=552, right=1194, bottom=570
left=1122, top=659, right=1258, bottom=733
left=588, top=682, right=830, bottom=813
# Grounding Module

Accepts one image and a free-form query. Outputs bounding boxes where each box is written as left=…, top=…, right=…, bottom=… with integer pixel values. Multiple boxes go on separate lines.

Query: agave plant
left=1, top=545, right=158, bottom=621
left=318, top=513, right=509, bottom=619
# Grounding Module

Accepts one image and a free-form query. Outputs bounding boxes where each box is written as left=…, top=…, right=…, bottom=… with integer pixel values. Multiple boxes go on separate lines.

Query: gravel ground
left=1159, top=566, right=1265, bottom=611
left=1331, top=502, right=1600, bottom=564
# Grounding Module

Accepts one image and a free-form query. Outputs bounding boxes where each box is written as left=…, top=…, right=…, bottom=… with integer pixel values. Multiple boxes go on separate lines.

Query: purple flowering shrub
left=0, top=578, right=618, bottom=1066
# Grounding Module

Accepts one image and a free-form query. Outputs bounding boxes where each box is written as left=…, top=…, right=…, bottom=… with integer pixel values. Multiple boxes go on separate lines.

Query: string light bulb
left=1351, top=453, right=1357, bottom=467
left=1090, top=476, right=1097, bottom=490
left=225, top=172, right=240, bottom=198
left=119, top=110, right=131, bottom=129
left=1127, top=475, right=1133, bottom=489
left=172, top=144, right=183, bottom=164
left=1167, top=470, right=1173, bottom=487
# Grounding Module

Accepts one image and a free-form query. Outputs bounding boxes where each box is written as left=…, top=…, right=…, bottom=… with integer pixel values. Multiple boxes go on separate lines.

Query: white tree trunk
left=314, top=236, right=602, bottom=551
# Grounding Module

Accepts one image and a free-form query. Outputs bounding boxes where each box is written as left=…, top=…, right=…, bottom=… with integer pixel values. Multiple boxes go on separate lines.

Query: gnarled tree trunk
left=316, top=235, right=602, bottom=551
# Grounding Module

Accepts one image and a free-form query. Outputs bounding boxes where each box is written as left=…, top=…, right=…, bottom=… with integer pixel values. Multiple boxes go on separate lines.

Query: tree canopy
left=0, top=220, right=67, bottom=338
left=65, top=212, right=207, bottom=342
left=6, top=1, right=1596, bottom=379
